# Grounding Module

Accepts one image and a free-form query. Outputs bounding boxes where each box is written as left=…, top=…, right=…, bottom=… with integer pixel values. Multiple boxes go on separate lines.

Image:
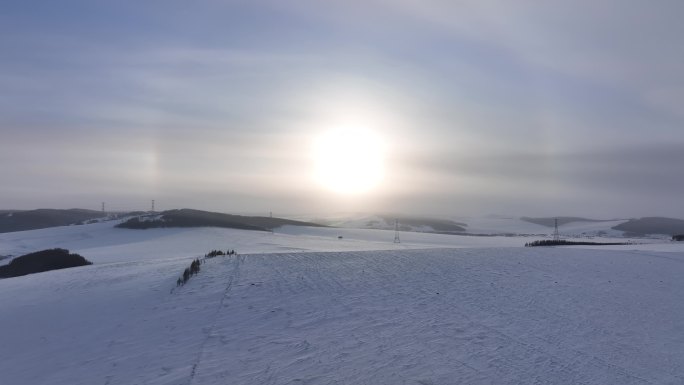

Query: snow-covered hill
left=0, top=220, right=531, bottom=265
left=1, top=222, right=683, bottom=384
left=311, top=213, right=635, bottom=238
left=2, top=219, right=670, bottom=266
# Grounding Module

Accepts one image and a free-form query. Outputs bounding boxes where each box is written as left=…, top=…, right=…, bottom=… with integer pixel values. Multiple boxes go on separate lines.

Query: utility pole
left=269, top=211, right=274, bottom=234
left=394, top=219, right=401, bottom=243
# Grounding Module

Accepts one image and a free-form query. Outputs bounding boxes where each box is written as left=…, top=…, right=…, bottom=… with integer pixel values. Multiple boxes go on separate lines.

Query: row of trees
left=205, top=249, right=236, bottom=258
left=525, top=239, right=628, bottom=247
left=176, top=258, right=202, bottom=287
left=174, top=249, right=239, bottom=289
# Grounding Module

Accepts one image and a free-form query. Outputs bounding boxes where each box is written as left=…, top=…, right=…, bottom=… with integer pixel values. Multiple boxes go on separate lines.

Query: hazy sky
left=2, top=1, right=684, bottom=218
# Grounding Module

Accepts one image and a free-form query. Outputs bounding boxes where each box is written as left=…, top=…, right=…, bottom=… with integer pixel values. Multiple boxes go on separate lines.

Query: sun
left=311, top=127, right=386, bottom=194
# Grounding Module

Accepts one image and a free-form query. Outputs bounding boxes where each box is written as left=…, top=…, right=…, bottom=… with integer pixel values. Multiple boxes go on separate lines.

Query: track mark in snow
left=188, top=254, right=245, bottom=385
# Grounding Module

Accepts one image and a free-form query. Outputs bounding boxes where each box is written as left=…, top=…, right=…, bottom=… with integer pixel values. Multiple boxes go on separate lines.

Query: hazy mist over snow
left=2, top=0, right=684, bottom=217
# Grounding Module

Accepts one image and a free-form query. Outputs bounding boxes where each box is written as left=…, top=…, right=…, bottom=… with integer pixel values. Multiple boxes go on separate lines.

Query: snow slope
left=1, top=222, right=683, bottom=384
left=1, top=244, right=684, bottom=384
left=0, top=216, right=667, bottom=266
left=0, top=221, right=548, bottom=265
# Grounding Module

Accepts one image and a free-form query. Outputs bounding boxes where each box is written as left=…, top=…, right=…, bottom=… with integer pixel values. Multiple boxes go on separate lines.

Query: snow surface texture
left=1, top=223, right=683, bottom=384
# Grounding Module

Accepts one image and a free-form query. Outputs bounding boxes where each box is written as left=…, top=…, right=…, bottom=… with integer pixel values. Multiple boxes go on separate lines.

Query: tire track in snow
left=187, top=254, right=245, bottom=385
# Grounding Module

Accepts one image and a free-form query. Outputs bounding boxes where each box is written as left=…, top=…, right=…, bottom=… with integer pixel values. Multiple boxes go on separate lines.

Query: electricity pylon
left=553, top=218, right=560, bottom=241
left=394, top=220, right=401, bottom=243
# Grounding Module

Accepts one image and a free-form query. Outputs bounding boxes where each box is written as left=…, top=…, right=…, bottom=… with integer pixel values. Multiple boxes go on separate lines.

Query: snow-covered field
left=0, top=220, right=551, bottom=264
left=312, top=213, right=633, bottom=238
left=1, top=222, right=683, bottom=384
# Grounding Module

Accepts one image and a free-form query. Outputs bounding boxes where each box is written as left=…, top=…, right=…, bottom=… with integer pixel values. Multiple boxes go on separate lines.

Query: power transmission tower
left=151, top=199, right=155, bottom=213
left=393, top=220, right=401, bottom=243
left=552, top=218, right=560, bottom=241
left=101, top=202, right=105, bottom=214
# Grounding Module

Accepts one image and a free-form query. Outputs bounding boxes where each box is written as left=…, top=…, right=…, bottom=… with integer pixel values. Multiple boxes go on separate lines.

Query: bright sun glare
left=312, top=127, right=385, bottom=195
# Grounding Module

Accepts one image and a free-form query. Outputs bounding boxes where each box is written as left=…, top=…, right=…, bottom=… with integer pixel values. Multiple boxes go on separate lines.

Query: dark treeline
left=0, top=248, right=92, bottom=278
left=673, top=235, right=684, bottom=241
left=174, top=249, right=238, bottom=289
left=525, top=240, right=629, bottom=247
left=176, top=258, right=202, bottom=287
left=205, top=249, right=236, bottom=258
